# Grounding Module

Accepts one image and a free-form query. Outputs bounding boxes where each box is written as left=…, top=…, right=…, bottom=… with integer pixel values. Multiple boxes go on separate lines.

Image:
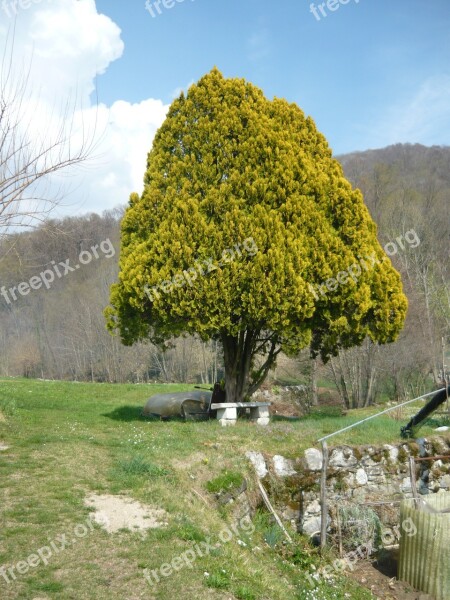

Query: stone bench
left=210, top=402, right=271, bottom=427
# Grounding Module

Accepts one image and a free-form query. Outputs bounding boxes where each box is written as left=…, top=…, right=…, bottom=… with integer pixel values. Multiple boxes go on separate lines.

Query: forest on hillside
left=0, top=143, right=448, bottom=408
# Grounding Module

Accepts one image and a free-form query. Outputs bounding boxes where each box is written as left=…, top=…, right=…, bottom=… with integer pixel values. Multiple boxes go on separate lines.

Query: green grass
left=116, top=455, right=170, bottom=476
left=0, top=378, right=446, bottom=599
left=0, top=390, right=17, bottom=416
left=206, top=469, right=244, bottom=494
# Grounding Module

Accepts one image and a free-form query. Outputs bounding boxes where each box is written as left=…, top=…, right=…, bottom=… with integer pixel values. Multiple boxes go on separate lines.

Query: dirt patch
left=0, top=442, right=9, bottom=451
left=171, top=451, right=206, bottom=471
left=84, top=493, right=168, bottom=534
left=347, top=550, right=434, bottom=600
left=271, top=398, right=302, bottom=417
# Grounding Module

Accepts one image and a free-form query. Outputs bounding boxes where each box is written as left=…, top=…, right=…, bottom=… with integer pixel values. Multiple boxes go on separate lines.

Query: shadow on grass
left=271, top=408, right=343, bottom=422
left=306, top=406, right=345, bottom=420
left=103, top=405, right=154, bottom=422
left=103, top=405, right=186, bottom=423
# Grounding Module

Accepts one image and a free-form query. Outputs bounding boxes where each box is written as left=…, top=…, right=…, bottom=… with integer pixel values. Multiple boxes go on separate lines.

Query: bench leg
left=216, top=407, right=237, bottom=427
left=249, top=406, right=270, bottom=426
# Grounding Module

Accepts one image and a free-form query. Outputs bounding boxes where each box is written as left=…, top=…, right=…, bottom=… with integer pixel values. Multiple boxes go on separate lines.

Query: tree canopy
left=105, top=68, right=407, bottom=403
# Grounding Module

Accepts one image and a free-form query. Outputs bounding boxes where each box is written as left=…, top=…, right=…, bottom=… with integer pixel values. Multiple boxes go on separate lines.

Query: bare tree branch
left=0, top=29, right=101, bottom=237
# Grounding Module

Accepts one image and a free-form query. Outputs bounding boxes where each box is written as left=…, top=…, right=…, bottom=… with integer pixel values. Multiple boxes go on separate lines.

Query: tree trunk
left=330, top=356, right=351, bottom=409
left=311, top=355, right=319, bottom=406
left=220, top=329, right=281, bottom=403
left=221, top=330, right=255, bottom=403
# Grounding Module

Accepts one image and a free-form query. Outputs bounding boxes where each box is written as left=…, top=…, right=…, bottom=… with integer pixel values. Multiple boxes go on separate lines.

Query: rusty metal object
left=142, top=389, right=213, bottom=420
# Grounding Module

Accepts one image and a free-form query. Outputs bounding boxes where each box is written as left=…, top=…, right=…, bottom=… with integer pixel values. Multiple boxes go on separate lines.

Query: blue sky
left=95, top=0, right=450, bottom=154
left=2, top=0, right=449, bottom=216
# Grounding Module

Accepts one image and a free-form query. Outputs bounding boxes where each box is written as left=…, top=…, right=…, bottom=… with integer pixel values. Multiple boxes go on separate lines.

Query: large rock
left=384, top=444, right=399, bottom=462
left=401, top=477, right=412, bottom=492
left=302, top=516, right=321, bottom=536
left=246, top=451, right=267, bottom=478
left=304, top=448, right=323, bottom=471
left=355, top=468, right=368, bottom=486
left=366, top=466, right=385, bottom=482
left=273, top=455, right=296, bottom=477
left=439, top=475, right=450, bottom=489
left=304, top=500, right=321, bottom=515
left=329, top=447, right=357, bottom=468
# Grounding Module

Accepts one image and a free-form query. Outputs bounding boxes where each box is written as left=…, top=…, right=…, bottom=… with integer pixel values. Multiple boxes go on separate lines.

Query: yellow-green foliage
left=105, top=68, right=407, bottom=362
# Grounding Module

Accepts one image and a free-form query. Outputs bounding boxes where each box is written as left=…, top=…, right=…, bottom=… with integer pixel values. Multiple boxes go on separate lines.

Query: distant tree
left=340, top=146, right=450, bottom=398
left=105, top=68, right=407, bottom=403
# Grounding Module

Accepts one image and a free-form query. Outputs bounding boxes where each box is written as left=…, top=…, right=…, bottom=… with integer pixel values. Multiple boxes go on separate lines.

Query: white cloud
left=74, top=98, right=169, bottom=214
left=0, top=0, right=170, bottom=220
left=2, top=0, right=123, bottom=103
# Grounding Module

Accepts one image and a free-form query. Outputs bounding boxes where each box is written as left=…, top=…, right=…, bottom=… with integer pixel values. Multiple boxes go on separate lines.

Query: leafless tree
left=0, top=32, right=99, bottom=236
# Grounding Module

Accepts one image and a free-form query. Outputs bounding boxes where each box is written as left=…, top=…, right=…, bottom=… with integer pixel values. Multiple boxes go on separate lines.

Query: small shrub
left=206, top=469, right=243, bottom=494
left=117, top=455, right=169, bottom=477
left=333, top=473, right=348, bottom=492
left=337, top=504, right=382, bottom=554
left=280, top=543, right=317, bottom=571
left=408, top=441, right=420, bottom=457
left=205, top=570, right=230, bottom=589
left=235, top=585, right=257, bottom=600
left=264, top=524, right=284, bottom=547
left=174, top=516, right=205, bottom=542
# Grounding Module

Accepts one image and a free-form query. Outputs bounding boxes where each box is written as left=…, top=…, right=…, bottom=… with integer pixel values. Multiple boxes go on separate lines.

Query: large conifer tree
left=105, top=69, right=407, bottom=403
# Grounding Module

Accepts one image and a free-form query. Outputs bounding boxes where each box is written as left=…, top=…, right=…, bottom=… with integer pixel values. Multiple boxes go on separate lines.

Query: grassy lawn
left=0, top=379, right=443, bottom=599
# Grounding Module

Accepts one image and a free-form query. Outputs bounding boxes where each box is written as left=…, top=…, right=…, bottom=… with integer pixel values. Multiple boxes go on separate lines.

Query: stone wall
left=245, top=435, right=450, bottom=547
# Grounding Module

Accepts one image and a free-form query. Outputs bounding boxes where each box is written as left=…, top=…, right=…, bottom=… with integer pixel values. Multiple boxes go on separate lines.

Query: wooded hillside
left=1, top=143, right=448, bottom=405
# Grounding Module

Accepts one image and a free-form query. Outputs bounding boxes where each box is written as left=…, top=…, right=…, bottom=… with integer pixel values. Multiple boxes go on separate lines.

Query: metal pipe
left=317, top=388, right=445, bottom=443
